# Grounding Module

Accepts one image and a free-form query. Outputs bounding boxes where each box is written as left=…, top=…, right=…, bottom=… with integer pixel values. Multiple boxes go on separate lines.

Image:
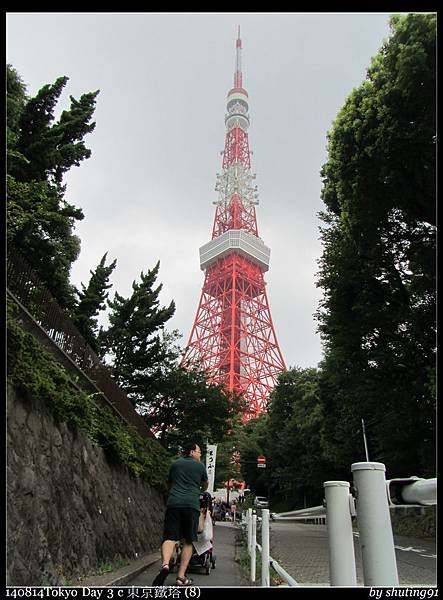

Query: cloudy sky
left=7, top=12, right=394, bottom=369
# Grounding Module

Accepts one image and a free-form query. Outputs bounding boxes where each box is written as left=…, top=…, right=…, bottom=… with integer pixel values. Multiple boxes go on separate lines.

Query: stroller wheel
left=204, top=554, right=211, bottom=575
left=169, top=545, right=180, bottom=573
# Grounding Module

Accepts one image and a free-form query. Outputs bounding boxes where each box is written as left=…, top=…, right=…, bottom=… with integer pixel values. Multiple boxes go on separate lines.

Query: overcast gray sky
left=7, top=12, right=394, bottom=369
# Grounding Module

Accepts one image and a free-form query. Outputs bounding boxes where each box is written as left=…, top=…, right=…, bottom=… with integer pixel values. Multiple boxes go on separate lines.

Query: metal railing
left=244, top=508, right=299, bottom=587
left=244, top=467, right=436, bottom=587
left=7, top=250, right=154, bottom=440
left=272, top=504, right=326, bottom=524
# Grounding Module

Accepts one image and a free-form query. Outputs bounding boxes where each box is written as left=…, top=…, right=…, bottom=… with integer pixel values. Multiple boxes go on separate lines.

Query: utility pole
left=361, top=418, right=370, bottom=461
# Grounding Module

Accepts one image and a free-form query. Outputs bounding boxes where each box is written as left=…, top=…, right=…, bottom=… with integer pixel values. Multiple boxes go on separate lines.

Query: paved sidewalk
left=129, top=522, right=250, bottom=587
left=75, top=522, right=249, bottom=588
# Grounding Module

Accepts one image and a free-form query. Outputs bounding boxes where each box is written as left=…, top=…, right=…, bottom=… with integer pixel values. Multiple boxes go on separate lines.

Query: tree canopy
left=99, top=262, right=176, bottom=389
left=6, top=64, right=99, bottom=310
left=237, top=15, right=436, bottom=509
left=316, top=13, right=436, bottom=477
left=8, top=71, right=99, bottom=189
left=7, top=65, right=240, bottom=459
left=72, top=253, right=117, bottom=353
left=99, top=264, right=244, bottom=454
left=238, top=368, right=327, bottom=508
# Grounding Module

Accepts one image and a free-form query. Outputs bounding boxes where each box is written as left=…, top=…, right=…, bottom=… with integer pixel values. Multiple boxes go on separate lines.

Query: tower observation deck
left=182, top=28, right=286, bottom=420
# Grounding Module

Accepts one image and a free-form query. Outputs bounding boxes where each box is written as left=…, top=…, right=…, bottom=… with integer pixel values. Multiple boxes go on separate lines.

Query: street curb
left=74, top=552, right=160, bottom=587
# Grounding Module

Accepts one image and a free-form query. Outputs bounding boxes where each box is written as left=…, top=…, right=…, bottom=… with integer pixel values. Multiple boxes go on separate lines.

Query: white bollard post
left=351, top=462, right=399, bottom=586
left=324, top=481, right=357, bottom=586
left=251, top=513, right=257, bottom=582
left=247, top=508, right=253, bottom=555
left=261, top=509, right=270, bottom=587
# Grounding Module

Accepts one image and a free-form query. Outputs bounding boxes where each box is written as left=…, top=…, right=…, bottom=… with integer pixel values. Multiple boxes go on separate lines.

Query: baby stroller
left=170, top=492, right=217, bottom=576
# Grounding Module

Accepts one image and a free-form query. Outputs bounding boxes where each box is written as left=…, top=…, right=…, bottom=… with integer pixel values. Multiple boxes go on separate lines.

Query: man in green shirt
left=152, top=442, right=208, bottom=586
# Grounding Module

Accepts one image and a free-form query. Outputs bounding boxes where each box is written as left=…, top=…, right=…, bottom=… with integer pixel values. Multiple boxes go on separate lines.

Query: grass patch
left=389, top=506, right=436, bottom=538
left=234, top=526, right=285, bottom=586
left=352, top=506, right=436, bottom=539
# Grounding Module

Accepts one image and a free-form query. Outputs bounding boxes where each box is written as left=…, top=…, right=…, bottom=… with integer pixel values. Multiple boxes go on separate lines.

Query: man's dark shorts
left=163, top=507, right=200, bottom=544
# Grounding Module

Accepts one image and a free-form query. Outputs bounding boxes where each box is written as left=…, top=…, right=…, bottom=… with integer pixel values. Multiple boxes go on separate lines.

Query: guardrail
left=243, top=508, right=299, bottom=587
left=243, top=464, right=436, bottom=587
left=272, top=504, right=326, bottom=524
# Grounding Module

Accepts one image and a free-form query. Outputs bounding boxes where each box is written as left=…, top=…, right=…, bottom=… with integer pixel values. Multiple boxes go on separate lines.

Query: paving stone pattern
left=269, top=521, right=436, bottom=586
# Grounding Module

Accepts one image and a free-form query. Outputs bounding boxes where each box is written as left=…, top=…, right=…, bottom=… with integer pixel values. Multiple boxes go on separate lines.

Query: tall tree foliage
left=6, top=65, right=27, bottom=155
left=212, top=415, right=249, bottom=490
left=9, top=72, right=99, bottom=189
left=238, top=413, right=271, bottom=497
left=141, top=366, right=245, bottom=455
left=266, top=368, right=327, bottom=507
left=72, top=253, right=117, bottom=353
left=6, top=64, right=99, bottom=310
left=100, top=262, right=176, bottom=392
left=236, top=368, right=326, bottom=508
left=316, top=14, right=436, bottom=477
left=100, top=263, right=244, bottom=453
left=7, top=176, right=83, bottom=310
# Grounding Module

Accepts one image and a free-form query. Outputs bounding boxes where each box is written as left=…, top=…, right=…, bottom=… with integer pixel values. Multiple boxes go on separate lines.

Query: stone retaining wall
left=7, top=383, right=165, bottom=586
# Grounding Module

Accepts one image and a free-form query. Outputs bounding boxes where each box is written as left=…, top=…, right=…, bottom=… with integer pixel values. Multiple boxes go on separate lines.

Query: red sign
left=257, top=455, right=266, bottom=464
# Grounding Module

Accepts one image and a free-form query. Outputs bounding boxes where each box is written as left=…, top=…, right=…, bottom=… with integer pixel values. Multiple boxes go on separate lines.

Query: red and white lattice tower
left=182, top=28, right=286, bottom=421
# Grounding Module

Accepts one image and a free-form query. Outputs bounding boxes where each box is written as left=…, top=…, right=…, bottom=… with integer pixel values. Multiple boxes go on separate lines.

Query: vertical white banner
left=206, top=444, right=217, bottom=493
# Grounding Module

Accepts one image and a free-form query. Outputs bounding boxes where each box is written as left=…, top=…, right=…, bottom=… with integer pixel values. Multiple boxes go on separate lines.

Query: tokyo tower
left=182, top=28, right=286, bottom=421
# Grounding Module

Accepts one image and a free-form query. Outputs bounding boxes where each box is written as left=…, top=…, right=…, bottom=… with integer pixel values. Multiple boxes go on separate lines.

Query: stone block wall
left=7, top=383, right=166, bottom=586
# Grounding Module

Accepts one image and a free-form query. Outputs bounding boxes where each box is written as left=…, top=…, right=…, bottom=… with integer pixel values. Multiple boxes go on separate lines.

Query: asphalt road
left=268, top=520, right=437, bottom=586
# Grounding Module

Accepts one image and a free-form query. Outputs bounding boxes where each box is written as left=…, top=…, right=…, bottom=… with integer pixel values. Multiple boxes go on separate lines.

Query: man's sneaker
left=152, top=565, right=170, bottom=586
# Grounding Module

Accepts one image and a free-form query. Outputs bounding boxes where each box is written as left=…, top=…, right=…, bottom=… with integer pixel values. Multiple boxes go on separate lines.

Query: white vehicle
left=254, top=496, right=269, bottom=509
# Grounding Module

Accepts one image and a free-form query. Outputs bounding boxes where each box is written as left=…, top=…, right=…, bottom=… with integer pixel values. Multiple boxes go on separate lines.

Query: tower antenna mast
left=182, top=29, right=286, bottom=421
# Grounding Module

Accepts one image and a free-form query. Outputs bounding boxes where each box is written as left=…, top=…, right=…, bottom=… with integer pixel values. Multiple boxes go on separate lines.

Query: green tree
left=212, top=415, right=248, bottom=491
left=264, top=367, right=327, bottom=508
left=6, top=65, right=99, bottom=310
left=7, top=175, right=83, bottom=310
left=316, top=13, right=436, bottom=477
left=238, top=413, right=271, bottom=497
left=100, top=262, right=176, bottom=396
left=141, top=366, right=245, bottom=455
left=6, top=64, right=27, bottom=157
left=9, top=72, right=99, bottom=189
left=72, top=253, right=117, bottom=353
left=100, top=263, right=245, bottom=454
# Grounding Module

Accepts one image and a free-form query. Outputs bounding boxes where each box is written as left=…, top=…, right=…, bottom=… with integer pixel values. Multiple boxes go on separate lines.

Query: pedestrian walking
left=230, top=502, right=236, bottom=522
left=152, top=442, right=209, bottom=586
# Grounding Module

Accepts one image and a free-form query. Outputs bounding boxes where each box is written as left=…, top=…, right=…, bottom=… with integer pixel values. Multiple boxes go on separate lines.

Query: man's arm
left=201, top=479, right=209, bottom=491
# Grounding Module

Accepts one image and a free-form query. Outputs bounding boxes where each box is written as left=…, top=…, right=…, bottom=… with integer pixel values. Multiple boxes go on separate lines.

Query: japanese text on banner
left=206, top=444, right=217, bottom=493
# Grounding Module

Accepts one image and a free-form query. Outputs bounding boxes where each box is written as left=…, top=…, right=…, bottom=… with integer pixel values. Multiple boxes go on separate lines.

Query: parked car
left=253, top=496, right=269, bottom=509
